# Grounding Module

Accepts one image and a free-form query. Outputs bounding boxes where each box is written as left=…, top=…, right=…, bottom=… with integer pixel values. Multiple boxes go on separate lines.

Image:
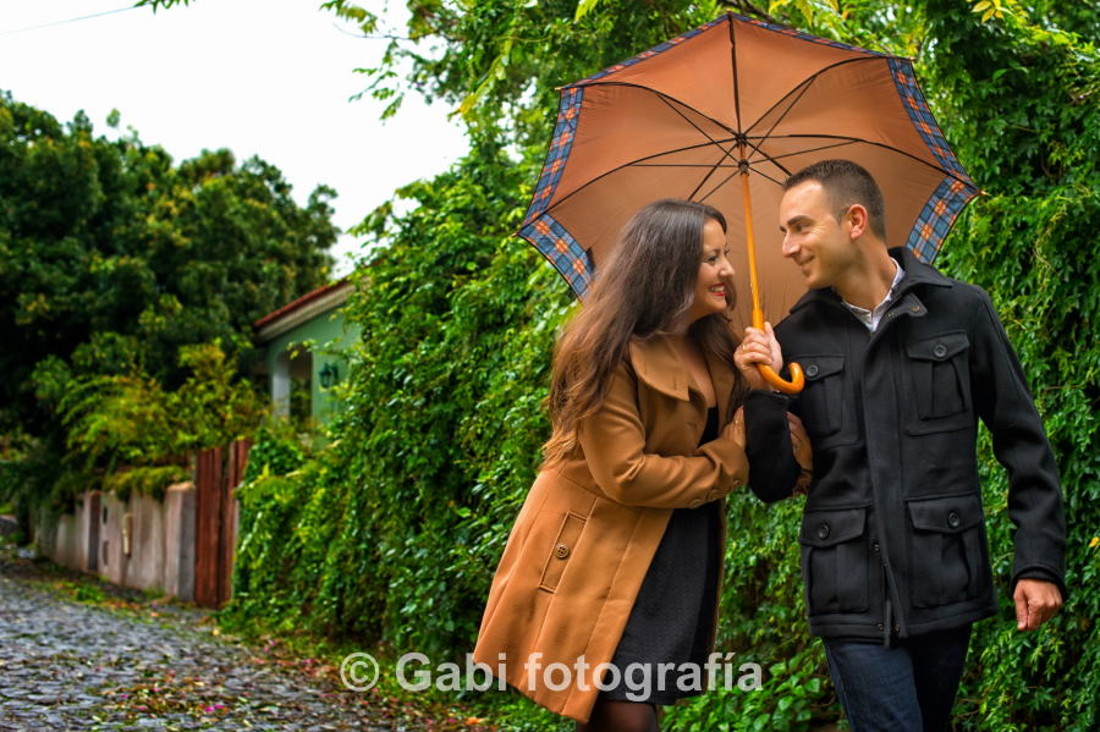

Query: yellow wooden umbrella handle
left=741, top=170, right=805, bottom=395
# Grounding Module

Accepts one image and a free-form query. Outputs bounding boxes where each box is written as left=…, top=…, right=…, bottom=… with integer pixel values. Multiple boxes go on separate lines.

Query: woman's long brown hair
left=543, top=199, right=746, bottom=464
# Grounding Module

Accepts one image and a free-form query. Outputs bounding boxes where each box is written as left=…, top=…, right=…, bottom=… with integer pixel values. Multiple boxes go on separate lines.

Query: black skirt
left=600, top=406, right=722, bottom=705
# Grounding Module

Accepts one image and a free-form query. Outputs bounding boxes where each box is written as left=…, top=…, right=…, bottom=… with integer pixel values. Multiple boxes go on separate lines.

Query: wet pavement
left=0, top=548, right=452, bottom=731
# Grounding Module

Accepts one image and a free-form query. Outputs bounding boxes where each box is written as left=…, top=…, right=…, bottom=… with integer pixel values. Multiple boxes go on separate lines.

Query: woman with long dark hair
left=473, top=199, right=804, bottom=731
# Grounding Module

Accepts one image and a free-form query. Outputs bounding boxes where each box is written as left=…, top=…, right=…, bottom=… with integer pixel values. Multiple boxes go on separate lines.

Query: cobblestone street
left=0, top=549, right=451, bottom=731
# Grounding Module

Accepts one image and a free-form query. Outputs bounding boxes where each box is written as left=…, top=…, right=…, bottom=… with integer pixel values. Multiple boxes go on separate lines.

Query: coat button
left=872, top=541, right=880, bottom=553
left=555, top=543, right=570, bottom=559
left=947, top=511, right=961, bottom=529
left=816, top=522, right=830, bottom=540
left=933, top=343, right=948, bottom=358
left=805, top=364, right=820, bottom=378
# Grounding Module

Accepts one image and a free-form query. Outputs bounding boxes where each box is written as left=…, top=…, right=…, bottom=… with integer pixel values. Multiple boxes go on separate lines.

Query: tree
left=0, top=92, right=336, bottom=433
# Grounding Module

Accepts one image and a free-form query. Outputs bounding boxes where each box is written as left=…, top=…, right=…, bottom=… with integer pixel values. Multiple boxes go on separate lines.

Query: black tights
left=575, top=699, right=659, bottom=732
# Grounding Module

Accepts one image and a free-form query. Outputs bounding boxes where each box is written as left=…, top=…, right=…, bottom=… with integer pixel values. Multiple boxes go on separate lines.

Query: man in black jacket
left=742, top=159, right=1066, bottom=731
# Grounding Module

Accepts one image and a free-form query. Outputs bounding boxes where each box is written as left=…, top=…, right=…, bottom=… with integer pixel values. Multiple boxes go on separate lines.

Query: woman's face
left=687, top=217, right=734, bottom=324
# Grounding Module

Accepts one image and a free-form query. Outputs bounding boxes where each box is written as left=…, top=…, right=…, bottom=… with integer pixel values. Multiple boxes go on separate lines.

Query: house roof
left=253, top=278, right=354, bottom=343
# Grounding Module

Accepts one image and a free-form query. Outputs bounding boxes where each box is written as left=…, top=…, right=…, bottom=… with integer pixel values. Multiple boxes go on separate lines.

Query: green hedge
left=227, top=2, right=1100, bottom=729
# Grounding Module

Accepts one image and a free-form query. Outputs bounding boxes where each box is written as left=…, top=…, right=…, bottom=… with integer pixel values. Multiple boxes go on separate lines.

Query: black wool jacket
left=745, top=247, right=1066, bottom=643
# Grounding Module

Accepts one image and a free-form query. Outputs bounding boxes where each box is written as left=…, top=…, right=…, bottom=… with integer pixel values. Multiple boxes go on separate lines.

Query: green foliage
left=214, top=0, right=1098, bottom=728
left=34, top=341, right=266, bottom=478
left=101, top=465, right=190, bottom=503
left=909, top=4, right=1100, bottom=730
left=1, top=90, right=335, bottom=518
left=0, top=91, right=334, bottom=428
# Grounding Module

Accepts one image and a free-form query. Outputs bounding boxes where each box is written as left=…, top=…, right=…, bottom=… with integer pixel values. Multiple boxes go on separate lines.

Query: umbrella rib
left=756, top=134, right=977, bottom=186
left=544, top=141, right=740, bottom=215
left=744, top=56, right=885, bottom=138
left=651, top=95, right=743, bottom=201
left=728, top=10, right=743, bottom=135
left=630, top=163, right=742, bottom=168
left=577, top=81, right=739, bottom=136
left=696, top=167, right=744, bottom=205
left=576, top=79, right=752, bottom=198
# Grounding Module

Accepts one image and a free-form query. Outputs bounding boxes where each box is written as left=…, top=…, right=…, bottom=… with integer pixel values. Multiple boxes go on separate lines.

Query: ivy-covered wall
left=227, top=2, right=1099, bottom=729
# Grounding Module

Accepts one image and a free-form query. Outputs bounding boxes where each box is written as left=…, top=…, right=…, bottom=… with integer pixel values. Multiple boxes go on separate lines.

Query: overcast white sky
left=0, top=0, right=469, bottom=276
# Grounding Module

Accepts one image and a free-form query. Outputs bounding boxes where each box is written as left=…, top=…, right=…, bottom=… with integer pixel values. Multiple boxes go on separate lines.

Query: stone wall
left=36, top=484, right=197, bottom=602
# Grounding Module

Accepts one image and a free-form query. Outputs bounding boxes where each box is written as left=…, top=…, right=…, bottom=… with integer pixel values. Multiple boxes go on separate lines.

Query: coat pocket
left=538, top=512, right=586, bottom=593
left=904, top=332, right=972, bottom=434
left=797, top=355, right=847, bottom=442
left=799, top=506, right=870, bottom=615
left=906, top=494, right=988, bottom=608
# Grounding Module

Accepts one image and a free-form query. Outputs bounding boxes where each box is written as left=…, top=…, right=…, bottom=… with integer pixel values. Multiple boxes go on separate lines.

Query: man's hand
left=1013, top=579, right=1063, bottom=631
left=735, top=322, right=783, bottom=390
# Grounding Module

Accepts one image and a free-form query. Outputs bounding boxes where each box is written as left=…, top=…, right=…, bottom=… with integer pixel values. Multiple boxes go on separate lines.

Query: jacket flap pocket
left=800, top=507, right=866, bottom=547
left=539, top=512, right=586, bottom=592
left=907, top=494, right=983, bottom=533
left=906, top=332, right=969, bottom=362
left=801, top=355, right=845, bottom=382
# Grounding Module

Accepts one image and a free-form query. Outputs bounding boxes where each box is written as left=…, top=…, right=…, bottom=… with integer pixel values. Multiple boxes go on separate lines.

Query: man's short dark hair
left=784, top=159, right=887, bottom=239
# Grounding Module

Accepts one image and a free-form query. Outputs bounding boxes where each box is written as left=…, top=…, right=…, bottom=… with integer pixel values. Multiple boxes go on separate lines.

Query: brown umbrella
left=519, top=12, right=978, bottom=392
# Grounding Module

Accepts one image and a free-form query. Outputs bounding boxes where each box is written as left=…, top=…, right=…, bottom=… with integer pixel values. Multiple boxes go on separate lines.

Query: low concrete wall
left=37, top=483, right=197, bottom=602
left=164, top=485, right=196, bottom=602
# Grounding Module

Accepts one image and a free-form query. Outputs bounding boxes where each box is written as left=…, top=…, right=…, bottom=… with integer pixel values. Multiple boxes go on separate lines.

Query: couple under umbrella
left=474, top=12, right=1065, bottom=732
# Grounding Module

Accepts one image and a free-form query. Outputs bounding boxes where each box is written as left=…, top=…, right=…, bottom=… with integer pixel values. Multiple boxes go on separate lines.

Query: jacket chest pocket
left=799, top=507, right=871, bottom=615
left=796, top=355, right=853, bottom=447
left=906, top=494, right=990, bottom=608
left=904, top=332, right=972, bottom=434
left=539, top=512, right=586, bottom=593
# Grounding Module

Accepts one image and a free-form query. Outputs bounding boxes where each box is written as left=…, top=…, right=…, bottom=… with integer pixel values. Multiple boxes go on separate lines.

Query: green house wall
left=261, top=307, right=360, bottom=424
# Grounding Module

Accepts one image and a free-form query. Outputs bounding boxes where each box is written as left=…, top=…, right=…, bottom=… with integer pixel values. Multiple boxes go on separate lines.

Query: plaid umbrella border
left=905, top=176, right=980, bottom=263
left=523, top=87, right=583, bottom=225
left=888, top=57, right=975, bottom=185
left=519, top=213, right=593, bottom=297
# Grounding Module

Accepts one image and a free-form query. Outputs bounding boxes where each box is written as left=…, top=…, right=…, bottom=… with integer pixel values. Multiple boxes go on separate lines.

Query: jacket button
left=877, top=623, right=885, bottom=631
left=872, top=541, right=880, bottom=553
left=805, top=364, right=820, bottom=378
left=555, top=543, right=570, bottom=559
left=933, top=343, right=948, bottom=358
left=816, top=522, right=830, bottom=540
left=947, top=511, right=961, bottom=529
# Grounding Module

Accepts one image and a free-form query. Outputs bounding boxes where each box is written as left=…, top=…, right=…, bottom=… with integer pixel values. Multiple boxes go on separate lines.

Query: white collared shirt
left=841, top=258, right=906, bottom=332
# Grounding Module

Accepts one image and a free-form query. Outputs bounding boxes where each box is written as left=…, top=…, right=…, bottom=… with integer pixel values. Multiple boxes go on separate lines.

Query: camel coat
left=472, top=334, right=749, bottom=722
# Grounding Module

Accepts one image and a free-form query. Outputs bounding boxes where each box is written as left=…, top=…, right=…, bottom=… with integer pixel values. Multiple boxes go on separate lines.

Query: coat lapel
left=628, top=336, right=691, bottom=401
left=628, top=334, right=738, bottom=424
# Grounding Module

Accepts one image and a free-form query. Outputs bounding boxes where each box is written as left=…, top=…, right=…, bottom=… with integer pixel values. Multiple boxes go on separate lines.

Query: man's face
left=778, top=180, right=857, bottom=290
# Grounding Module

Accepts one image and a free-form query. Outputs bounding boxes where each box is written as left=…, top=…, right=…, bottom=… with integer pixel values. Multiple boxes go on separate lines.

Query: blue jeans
left=822, top=624, right=972, bottom=732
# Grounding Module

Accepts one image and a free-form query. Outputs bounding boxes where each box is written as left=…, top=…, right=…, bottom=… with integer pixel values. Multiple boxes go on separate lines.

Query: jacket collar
left=628, top=333, right=735, bottom=416
left=787, top=246, right=953, bottom=316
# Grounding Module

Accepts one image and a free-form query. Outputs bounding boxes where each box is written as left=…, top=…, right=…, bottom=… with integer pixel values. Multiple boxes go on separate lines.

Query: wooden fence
left=193, top=439, right=251, bottom=608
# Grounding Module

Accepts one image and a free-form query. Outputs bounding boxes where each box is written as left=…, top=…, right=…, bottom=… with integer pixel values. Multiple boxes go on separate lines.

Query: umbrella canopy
left=519, top=12, right=979, bottom=332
